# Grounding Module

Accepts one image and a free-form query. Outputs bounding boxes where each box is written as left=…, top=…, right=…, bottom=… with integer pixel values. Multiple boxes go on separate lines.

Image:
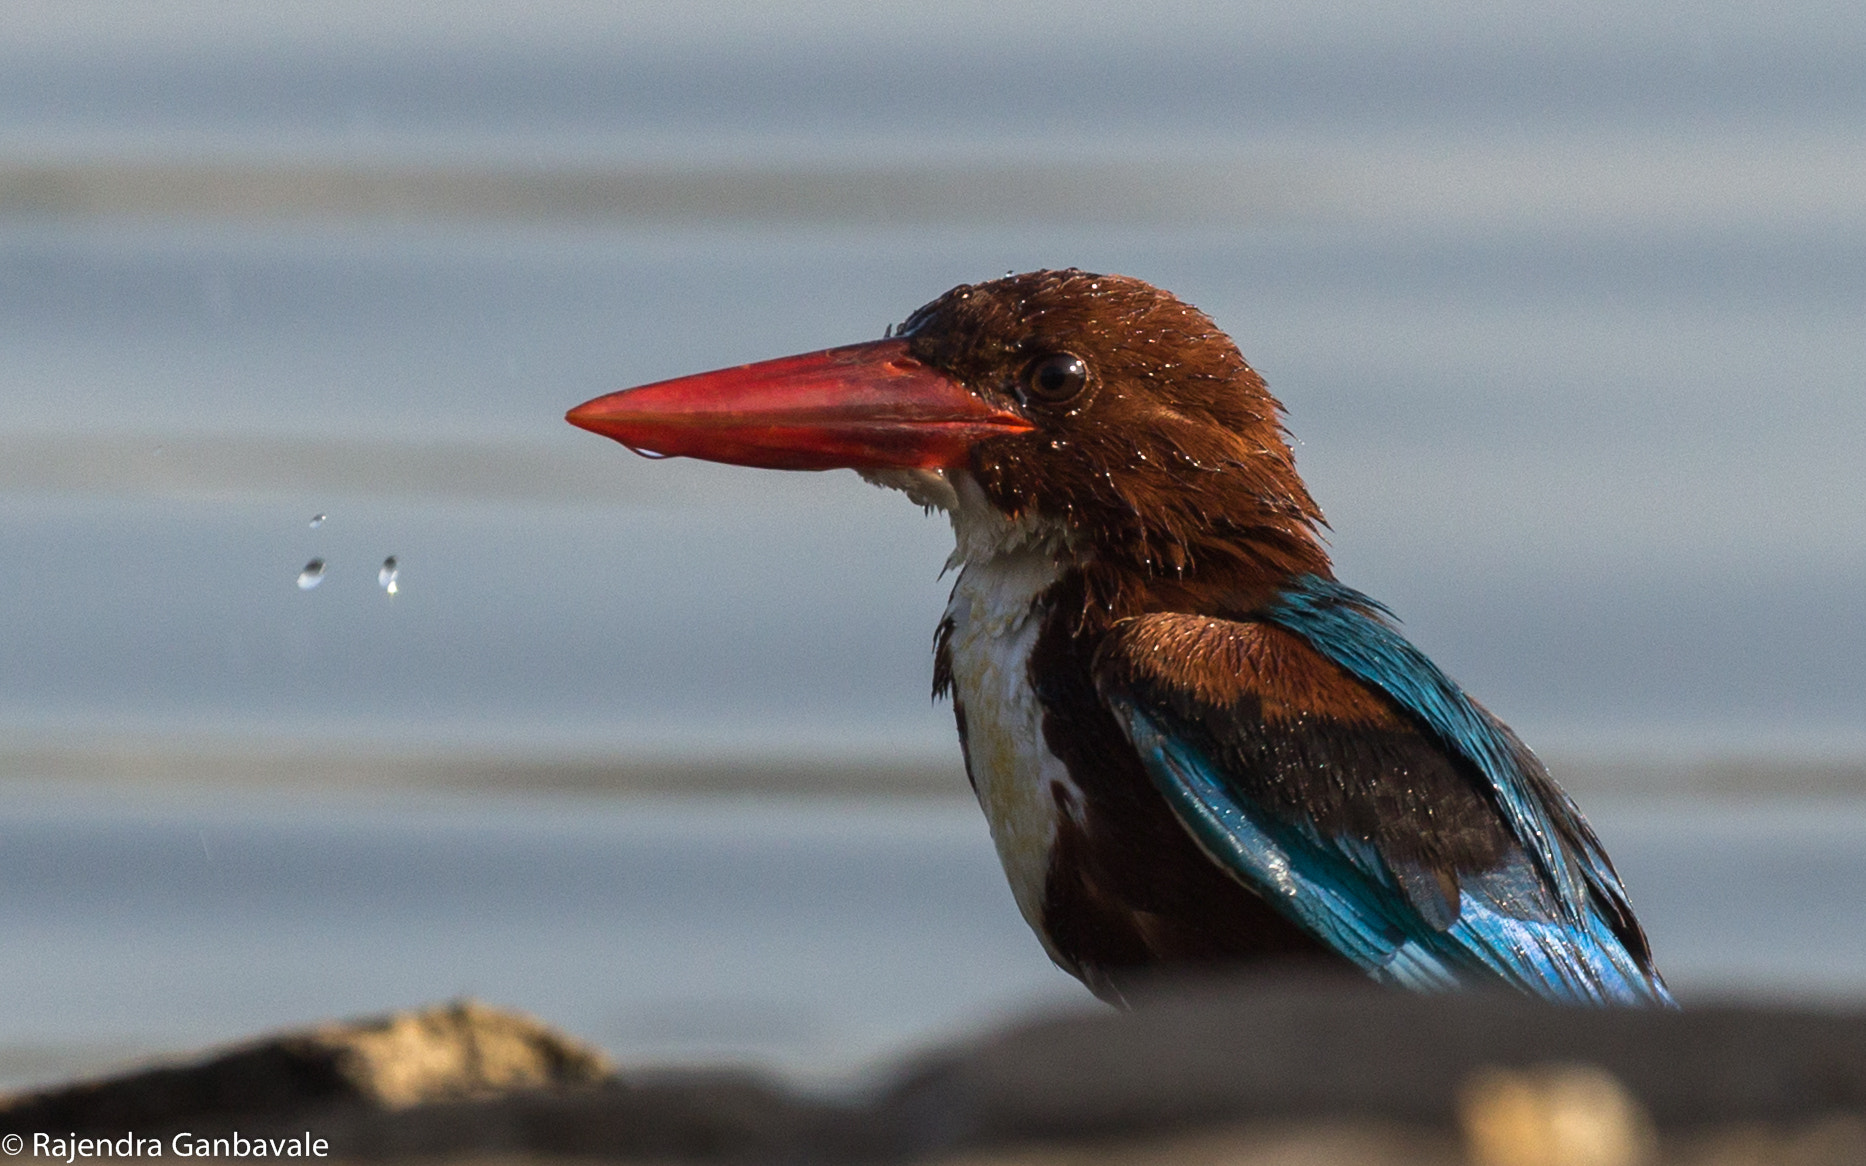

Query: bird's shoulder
left=1089, top=605, right=1518, bottom=883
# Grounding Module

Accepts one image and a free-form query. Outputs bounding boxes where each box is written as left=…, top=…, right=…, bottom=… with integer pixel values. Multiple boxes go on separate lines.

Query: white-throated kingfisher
left=567, top=270, right=1673, bottom=1007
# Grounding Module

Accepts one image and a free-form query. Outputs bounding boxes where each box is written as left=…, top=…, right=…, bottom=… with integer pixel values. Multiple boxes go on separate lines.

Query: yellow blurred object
left=1459, top=1063, right=1656, bottom=1166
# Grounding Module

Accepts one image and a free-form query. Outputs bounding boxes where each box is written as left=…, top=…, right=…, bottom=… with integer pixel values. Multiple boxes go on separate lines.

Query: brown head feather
left=901, top=269, right=1331, bottom=623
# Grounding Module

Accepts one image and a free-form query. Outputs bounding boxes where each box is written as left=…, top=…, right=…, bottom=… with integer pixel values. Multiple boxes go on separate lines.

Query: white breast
left=940, top=480, right=1082, bottom=956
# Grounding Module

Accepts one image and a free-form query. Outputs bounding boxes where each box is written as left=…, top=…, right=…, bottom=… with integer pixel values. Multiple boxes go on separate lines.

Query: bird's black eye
left=1023, top=353, right=1089, bottom=404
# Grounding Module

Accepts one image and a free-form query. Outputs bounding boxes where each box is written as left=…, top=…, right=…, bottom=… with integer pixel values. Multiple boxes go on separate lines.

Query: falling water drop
left=309, top=514, right=326, bottom=529
left=297, top=559, right=326, bottom=590
left=378, top=556, right=399, bottom=596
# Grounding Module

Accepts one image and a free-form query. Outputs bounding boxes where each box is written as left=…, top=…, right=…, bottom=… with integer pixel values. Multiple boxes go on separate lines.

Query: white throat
left=879, top=471, right=1082, bottom=961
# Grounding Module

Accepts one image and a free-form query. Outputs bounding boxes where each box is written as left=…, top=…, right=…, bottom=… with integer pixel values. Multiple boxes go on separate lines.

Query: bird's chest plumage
left=942, top=546, right=1080, bottom=955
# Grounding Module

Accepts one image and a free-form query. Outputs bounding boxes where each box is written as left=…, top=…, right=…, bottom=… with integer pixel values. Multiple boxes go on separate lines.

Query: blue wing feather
left=1263, top=577, right=1586, bottom=910
left=1104, top=574, right=1672, bottom=1006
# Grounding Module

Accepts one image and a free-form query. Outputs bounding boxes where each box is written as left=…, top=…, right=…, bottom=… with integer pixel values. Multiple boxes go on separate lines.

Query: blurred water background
left=0, top=1, right=1862, bottom=1089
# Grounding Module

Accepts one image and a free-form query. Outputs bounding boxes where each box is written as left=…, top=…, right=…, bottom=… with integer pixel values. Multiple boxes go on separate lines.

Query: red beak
left=565, top=338, right=1033, bottom=471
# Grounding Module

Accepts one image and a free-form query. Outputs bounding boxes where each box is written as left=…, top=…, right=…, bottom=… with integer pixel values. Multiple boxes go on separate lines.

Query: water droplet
left=297, top=559, right=326, bottom=590
left=378, top=556, right=399, bottom=595
left=308, top=514, right=326, bottom=529
left=622, top=443, right=673, bottom=461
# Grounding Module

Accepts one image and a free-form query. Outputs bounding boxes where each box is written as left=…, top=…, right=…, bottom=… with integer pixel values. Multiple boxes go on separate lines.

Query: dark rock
left=864, top=973, right=1866, bottom=1155
left=0, top=1000, right=618, bottom=1135
left=6, top=979, right=1866, bottom=1162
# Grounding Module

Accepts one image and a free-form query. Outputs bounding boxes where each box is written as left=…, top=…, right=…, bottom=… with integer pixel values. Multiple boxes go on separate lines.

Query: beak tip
left=564, top=400, right=604, bottom=434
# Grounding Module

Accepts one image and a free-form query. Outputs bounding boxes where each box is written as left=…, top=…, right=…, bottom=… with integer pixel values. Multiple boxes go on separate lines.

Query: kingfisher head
left=568, top=269, right=1330, bottom=617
